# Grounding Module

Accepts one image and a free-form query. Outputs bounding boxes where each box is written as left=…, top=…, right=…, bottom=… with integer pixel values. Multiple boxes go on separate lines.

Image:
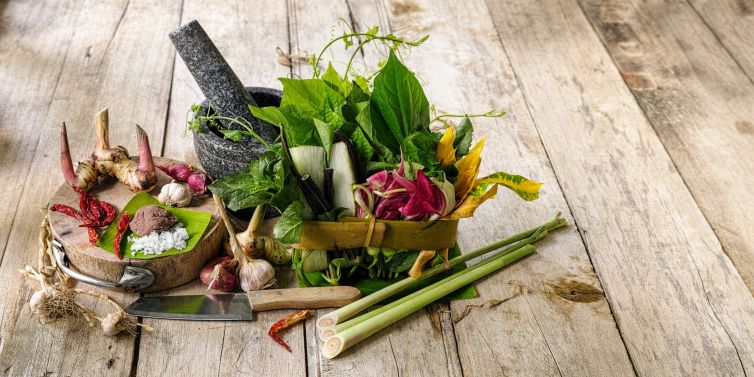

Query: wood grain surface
left=1, top=0, right=753, bottom=376
left=486, top=0, right=754, bottom=375
left=0, top=0, right=181, bottom=375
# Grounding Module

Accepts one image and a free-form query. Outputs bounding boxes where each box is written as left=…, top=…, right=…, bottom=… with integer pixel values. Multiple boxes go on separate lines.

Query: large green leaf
left=371, top=51, right=430, bottom=142
left=97, top=193, right=212, bottom=260
left=280, top=78, right=346, bottom=125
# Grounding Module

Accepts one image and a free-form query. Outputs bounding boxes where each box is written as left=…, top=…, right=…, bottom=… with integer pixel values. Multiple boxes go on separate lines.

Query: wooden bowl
left=47, top=157, right=224, bottom=293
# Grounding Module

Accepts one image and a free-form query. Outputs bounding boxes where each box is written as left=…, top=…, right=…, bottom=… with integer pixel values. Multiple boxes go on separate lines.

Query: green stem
left=321, top=245, right=537, bottom=359
left=315, top=214, right=565, bottom=333
left=332, top=231, right=546, bottom=334
left=429, top=110, right=506, bottom=125
left=200, top=115, right=271, bottom=148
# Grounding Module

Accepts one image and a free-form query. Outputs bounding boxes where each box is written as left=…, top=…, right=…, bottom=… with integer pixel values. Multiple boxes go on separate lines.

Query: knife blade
left=125, top=286, right=362, bottom=321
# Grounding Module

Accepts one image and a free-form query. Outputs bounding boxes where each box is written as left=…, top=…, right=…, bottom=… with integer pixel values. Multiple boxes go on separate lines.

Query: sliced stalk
left=321, top=245, right=537, bottom=359
left=329, top=142, right=357, bottom=215
left=316, top=214, right=566, bottom=336
left=290, top=146, right=326, bottom=218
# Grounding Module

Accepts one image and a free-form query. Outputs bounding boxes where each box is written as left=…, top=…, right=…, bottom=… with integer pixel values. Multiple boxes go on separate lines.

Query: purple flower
left=361, top=165, right=446, bottom=221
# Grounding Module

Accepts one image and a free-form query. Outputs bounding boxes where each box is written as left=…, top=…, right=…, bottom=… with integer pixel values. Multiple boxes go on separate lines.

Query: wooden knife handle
left=246, top=286, right=362, bottom=312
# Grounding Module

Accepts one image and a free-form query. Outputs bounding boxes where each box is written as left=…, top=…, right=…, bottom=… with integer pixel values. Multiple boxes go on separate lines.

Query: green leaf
left=371, top=51, right=430, bottom=142
left=269, top=172, right=301, bottom=213
left=280, top=105, right=321, bottom=147
left=313, top=119, right=335, bottom=156
left=208, top=148, right=285, bottom=211
left=322, top=63, right=351, bottom=97
left=355, top=100, right=401, bottom=155
left=219, top=129, right=246, bottom=142
left=454, top=116, right=474, bottom=157
left=402, top=130, right=440, bottom=176
left=274, top=201, right=305, bottom=244
left=249, top=106, right=287, bottom=127
left=476, top=171, right=543, bottom=201
left=97, top=193, right=212, bottom=260
left=279, top=78, right=346, bottom=124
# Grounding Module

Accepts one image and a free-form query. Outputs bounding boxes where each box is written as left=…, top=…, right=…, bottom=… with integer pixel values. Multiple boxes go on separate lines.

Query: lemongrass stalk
left=328, top=229, right=552, bottom=337
left=321, top=245, right=537, bottom=359
left=316, top=214, right=565, bottom=336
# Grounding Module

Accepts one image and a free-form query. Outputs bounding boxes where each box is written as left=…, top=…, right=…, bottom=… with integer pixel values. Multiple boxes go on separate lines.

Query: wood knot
left=548, top=278, right=604, bottom=303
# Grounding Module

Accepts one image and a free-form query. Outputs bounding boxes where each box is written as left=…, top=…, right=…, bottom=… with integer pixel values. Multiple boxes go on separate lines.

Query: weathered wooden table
left=1, top=0, right=753, bottom=375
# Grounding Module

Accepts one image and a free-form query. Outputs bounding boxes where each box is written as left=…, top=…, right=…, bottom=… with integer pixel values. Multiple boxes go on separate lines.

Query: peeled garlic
left=158, top=181, right=192, bottom=207
left=238, top=259, right=276, bottom=292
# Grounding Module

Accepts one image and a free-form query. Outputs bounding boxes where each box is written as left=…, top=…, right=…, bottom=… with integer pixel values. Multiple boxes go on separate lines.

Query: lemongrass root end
left=322, top=336, right=344, bottom=359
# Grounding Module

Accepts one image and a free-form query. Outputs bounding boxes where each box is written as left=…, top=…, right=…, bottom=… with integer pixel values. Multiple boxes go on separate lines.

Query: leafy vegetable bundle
left=205, top=27, right=543, bottom=288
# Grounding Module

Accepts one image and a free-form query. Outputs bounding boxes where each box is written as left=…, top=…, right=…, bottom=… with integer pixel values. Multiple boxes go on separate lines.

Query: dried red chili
left=268, top=310, right=310, bottom=352
left=50, top=204, right=87, bottom=222
left=51, top=190, right=117, bottom=245
left=113, top=212, right=131, bottom=259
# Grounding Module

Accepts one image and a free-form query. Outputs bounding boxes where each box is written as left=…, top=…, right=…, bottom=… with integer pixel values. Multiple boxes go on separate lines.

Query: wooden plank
left=486, top=0, right=754, bottom=375
left=579, top=0, right=754, bottom=370
left=0, top=0, right=181, bottom=375
left=136, top=2, right=302, bottom=377
left=686, top=0, right=754, bottom=80
left=286, top=2, right=464, bottom=375
left=348, top=1, right=636, bottom=376
left=578, top=0, right=754, bottom=294
left=0, top=0, right=80, bottom=265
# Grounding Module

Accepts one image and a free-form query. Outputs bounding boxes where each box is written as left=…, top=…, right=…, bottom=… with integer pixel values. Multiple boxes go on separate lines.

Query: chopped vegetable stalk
left=289, top=146, right=327, bottom=217
left=321, top=245, right=537, bottom=359
left=329, top=142, right=357, bottom=215
left=316, top=214, right=566, bottom=336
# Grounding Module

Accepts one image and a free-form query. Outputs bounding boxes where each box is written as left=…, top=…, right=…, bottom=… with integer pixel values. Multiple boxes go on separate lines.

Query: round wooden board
left=48, top=156, right=225, bottom=293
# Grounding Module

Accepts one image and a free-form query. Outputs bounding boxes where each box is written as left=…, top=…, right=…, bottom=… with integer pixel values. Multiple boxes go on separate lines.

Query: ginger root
left=61, top=108, right=157, bottom=192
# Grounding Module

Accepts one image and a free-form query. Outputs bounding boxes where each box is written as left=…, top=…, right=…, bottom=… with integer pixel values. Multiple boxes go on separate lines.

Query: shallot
left=200, top=256, right=237, bottom=292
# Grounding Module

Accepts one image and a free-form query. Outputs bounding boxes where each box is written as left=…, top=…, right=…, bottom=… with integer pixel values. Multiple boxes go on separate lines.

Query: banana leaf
left=97, top=192, right=212, bottom=260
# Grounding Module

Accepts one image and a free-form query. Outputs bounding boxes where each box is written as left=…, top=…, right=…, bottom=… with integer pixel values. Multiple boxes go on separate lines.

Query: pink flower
left=362, top=166, right=446, bottom=221
left=400, top=171, right=444, bottom=220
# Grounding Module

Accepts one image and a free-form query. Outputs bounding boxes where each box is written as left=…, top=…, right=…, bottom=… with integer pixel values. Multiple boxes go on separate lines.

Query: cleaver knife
left=125, top=286, right=361, bottom=321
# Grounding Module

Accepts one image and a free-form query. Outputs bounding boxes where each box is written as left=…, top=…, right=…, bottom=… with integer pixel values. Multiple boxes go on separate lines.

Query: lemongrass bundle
left=321, top=245, right=537, bottom=358
left=316, top=214, right=566, bottom=338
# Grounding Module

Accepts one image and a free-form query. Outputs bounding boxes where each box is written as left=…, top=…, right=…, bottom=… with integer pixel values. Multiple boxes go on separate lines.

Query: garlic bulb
left=101, top=311, right=137, bottom=336
left=158, top=181, right=192, bottom=207
left=238, top=259, right=276, bottom=292
left=29, top=287, right=55, bottom=314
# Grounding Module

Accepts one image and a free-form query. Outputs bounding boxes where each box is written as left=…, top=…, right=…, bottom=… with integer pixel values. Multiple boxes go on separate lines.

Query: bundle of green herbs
left=205, top=26, right=544, bottom=290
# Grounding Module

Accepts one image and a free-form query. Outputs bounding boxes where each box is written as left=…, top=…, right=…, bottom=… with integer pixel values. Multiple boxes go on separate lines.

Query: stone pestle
left=169, top=20, right=278, bottom=144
